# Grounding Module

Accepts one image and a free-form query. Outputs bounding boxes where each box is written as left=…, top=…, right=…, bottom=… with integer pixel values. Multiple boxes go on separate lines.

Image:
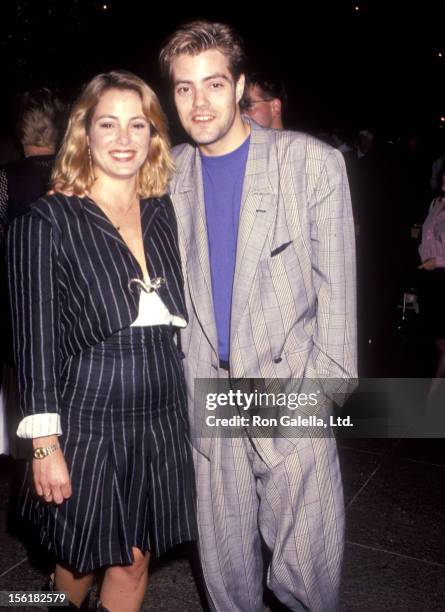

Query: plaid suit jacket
left=170, top=120, right=357, bottom=465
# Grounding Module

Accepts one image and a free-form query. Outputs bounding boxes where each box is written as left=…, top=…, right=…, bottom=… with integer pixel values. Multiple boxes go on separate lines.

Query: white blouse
left=130, top=276, right=186, bottom=328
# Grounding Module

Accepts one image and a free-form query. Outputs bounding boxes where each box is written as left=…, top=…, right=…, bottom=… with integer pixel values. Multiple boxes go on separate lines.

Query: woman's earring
left=88, top=144, right=95, bottom=180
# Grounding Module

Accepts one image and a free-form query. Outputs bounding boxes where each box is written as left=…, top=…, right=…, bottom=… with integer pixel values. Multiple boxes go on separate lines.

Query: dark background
left=1, top=0, right=444, bottom=146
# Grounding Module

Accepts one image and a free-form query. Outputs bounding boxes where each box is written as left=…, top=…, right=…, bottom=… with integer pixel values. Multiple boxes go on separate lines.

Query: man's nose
left=193, top=87, right=208, bottom=108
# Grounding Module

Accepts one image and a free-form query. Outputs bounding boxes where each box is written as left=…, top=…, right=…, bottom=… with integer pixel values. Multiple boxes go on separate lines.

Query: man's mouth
left=192, top=115, right=214, bottom=123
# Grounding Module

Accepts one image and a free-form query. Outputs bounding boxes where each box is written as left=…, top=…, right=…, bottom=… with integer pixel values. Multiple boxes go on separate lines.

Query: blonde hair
left=52, top=71, right=174, bottom=197
left=159, top=20, right=246, bottom=81
left=18, top=88, right=66, bottom=148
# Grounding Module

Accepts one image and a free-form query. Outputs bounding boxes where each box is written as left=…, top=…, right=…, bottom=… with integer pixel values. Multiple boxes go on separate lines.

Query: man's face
left=171, top=49, right=245, bottom=155
left=243, top=84, right=276, bottom=128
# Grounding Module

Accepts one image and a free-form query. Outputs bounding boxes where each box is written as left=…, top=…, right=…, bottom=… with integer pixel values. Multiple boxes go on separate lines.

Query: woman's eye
left=132, top=123, right=147, bottom=129
left=99, top=122, right=114, bottom=129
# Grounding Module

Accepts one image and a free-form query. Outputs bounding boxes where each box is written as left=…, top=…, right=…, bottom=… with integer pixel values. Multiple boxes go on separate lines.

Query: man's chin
left=189, top=127, right=219, bottom=146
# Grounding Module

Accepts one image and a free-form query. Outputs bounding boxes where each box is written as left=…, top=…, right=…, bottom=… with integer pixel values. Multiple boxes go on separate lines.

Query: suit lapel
left=140, top=197, right=161, bottom=240
left=140, top=198, right=163, bottom=280
left=170, top=148, right=218, bottom=354
left=230, top=124, right=277, bottom=339
left=82, top=196, right=163, bottom=281
left=81, top=196, right=127, bottom=246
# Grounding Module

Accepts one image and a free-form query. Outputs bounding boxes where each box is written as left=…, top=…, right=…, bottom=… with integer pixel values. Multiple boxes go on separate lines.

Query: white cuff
left=16, top=413, right=62, bottom=439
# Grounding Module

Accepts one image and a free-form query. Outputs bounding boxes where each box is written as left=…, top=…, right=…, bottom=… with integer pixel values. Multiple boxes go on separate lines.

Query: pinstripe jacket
left=7, top=193, right=187, bottom=420
left=170, top=120, right=357, bottom=465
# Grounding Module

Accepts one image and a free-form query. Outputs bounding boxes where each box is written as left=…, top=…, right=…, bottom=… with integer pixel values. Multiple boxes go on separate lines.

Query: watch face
left=33, top=444, right=58, bottom=459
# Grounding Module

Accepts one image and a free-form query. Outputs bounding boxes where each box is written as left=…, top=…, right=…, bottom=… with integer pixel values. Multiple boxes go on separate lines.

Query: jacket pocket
left=271, top=241, right=293, bottom=257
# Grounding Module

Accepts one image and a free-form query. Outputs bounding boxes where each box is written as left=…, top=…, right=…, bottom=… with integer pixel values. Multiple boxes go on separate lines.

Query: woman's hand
left=418, top=257, right=437, bottom=270
left=32, top=436, right=72, bottom=505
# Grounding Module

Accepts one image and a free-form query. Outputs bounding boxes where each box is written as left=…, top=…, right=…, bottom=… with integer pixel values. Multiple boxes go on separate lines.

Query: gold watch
left=33, top=443, right=60, bottom=459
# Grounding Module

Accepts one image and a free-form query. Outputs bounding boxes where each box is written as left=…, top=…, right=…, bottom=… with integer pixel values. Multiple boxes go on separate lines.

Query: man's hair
left=17, top=88, right=66, bottom=149
left=52, top=70, right=174, bottom=198
left=245, top=72, right=288, bottom=108
left=159, top=20, right=246, bottom=81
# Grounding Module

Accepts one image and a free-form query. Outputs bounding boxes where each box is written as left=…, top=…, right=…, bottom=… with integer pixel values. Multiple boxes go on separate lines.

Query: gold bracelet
left=33, top=443, right=60, bottom=459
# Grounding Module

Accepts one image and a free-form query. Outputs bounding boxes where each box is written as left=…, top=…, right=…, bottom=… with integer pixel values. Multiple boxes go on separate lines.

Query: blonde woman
left=7, top=71, right=196, bottom=611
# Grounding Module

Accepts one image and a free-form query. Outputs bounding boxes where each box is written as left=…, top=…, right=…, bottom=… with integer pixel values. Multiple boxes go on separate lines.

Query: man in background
left=0, top=88, right=66, bottom=236
left=241, top=71, right=287, bottom=129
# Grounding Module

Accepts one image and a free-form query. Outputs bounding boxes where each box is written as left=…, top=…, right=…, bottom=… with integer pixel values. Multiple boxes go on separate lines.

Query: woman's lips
left=109, top=150, right=136, bottom=161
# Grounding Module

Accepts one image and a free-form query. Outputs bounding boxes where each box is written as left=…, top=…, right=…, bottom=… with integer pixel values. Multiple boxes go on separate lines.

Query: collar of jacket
left=169, top=118, right=276, bottom=196
left=80, top=195, right=166, bottom=245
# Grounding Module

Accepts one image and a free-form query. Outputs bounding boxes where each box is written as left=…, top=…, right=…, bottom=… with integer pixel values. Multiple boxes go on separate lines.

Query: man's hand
left=418, top=257, right=437, bottom=270
left=32, top=436, right=72, bottom=505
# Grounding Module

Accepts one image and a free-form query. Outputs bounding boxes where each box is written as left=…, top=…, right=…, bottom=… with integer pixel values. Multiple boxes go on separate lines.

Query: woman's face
left=88, top=88, right=150, bottom=183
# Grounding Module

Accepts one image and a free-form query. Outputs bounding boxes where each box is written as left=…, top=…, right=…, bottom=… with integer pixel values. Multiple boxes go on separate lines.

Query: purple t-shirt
left=201, top=136, right=250, bottom=361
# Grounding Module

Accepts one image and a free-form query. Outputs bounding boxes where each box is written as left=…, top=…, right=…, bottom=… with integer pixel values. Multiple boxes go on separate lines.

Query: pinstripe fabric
left=0, top=169, right=7, bottom=242
left=7, top=193, right=187, bottom=421
left=18, top=326, right=196, bottom=572
left=6, top=193, right=196, bottom=572
left=170, top=120, right=357, bottom=611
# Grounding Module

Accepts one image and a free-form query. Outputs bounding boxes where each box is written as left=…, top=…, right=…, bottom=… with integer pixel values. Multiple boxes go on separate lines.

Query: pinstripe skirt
left=20, top=325, right=197, bottom=573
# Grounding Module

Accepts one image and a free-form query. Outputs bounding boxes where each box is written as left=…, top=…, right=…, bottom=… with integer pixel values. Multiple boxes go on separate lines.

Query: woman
left=419, top=168, right=445, bottom=394
left=7, top=71, right=197, bottom=611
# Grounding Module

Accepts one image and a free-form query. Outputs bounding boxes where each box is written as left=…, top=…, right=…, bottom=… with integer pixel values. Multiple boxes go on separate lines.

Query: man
left=241, top=71, right=287, bottom=129
left=160, top=21, right=356, bottom=612
left=0, top=88, right=66, bottom=236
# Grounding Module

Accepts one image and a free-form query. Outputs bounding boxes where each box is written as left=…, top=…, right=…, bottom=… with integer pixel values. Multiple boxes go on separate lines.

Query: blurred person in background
left=240, top=71, right=287, bottom=129
left=0, top=87, right=67, bottom=237
left=419, top=168, right=445, bottom=396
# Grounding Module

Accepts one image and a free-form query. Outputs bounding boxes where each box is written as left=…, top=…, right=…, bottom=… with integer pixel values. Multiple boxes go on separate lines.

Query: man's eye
left=210, top=82, right=224, bottom=89
left=177, top=86, right=190, bottom=95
